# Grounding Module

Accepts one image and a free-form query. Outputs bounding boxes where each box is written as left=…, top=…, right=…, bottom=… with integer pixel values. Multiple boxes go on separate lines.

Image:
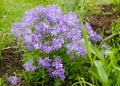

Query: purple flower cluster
left=85, top=22, right=102, bottom=42
left=12, top=5, right=64, bottom=53
left=7, top=76, right=21, bottom=85
left=23, top=60, right=36, bottom=72
left=63, top=12, right=87, bottom=56
left=23, top=57, right=65, bottom=80
left=11, top=5, right=102, bottom=57
left=38, top=57, right=65, bottom=80
left=38, top=57, right=51, bottom=70
left=51, top=57, right=65, bottom=80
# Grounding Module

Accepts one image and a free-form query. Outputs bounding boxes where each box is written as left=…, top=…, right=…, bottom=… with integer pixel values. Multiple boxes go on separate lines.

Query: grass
left=0, top=0, right=120, bottom=86
left=0, top=78, right=5, bottom=86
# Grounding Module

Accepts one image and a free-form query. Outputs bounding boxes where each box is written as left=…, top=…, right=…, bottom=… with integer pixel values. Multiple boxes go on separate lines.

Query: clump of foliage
left=5, top=2, right=120, bottom=86
left=9, top=5, right=102, bottom=85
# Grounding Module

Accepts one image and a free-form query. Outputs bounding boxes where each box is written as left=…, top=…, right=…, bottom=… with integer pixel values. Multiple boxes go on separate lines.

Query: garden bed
left=0, top=1, right=120, bottom=86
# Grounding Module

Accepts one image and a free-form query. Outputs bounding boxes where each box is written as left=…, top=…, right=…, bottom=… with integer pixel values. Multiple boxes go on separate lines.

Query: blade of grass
left=80, top=18, right=92, bottom=64
left=74, top=0, right=92, bottom=65
left=94, top=60, right=109, bottom=86
left=0, top=33, right=6, bottom=66
left=101, top=32, right=120, bottom=43
left=113, top=66, right=120, bottom=71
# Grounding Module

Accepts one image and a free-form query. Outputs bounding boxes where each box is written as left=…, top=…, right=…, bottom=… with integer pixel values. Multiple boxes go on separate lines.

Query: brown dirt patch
left=87, top=4, right=120, bottom=37
left=0, top=48, right=23, bottom=77
left=101, top=4, right=115, bottom=12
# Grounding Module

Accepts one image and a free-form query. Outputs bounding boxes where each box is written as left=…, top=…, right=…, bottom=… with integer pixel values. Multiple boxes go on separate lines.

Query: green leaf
left=113, top=66, right=120, bottom=71
left=94, top=60, right=109, bottom=86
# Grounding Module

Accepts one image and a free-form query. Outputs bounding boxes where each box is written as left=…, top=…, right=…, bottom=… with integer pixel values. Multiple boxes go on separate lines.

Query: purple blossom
left=45, top=5, right=62, bottom=22
left=11, top=5, right=102, bottom=57
left=50, top=58, right=65, bottom=80
left=22, top=33, right=39, bottom=50
left=66, top=39, right=87, bottom=56
left=38, top=57, right=51, bottom=69
left=101, top=44, right=110, bottom=57
left=23, top=60, right=36, bottom=72
left=38, top=57, right=65, bottom=80
left=104, top=50, right=109, bottom=57
left=7, top=76, right=21, bottom=85
left=21, top=6, right=45, bottom=26
left=70, top=55, right=75, bottom=60
left=51, top=68, right=65, bottom=80
left=101, top=44, right=109, bottom=50
left=52, top=57, right=62, bottom=69
left=63, top=12, right=80, bottom=27
left=85, top=22, right=102, bottom=42
left=11, top=23, right=24, bottom=39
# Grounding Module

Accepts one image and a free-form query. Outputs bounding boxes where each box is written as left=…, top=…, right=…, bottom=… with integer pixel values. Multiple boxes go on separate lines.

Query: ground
left=0, top=47, right=23, bottom=77
left=88, top=4, right=120, bottom=36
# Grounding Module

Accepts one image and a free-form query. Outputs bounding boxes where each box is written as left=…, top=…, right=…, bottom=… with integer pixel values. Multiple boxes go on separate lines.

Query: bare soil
left=0, top=48, right=23, bottom=76
left=88, top=4, right=120, bottom=36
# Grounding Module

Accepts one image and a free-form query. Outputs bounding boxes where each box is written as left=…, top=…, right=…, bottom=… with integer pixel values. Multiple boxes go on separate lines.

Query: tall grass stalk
left=74, top=0, right=92, bottom=65
left=0, top=34, right=5, bottom=66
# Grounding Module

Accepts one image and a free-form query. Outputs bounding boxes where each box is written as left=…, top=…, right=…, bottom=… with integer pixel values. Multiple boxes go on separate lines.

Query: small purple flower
left=66, top=40, right=87, bottom=56
left=51, top=68, right=65, bottom=80
left=63, top=12, right=80, bottom=27
left=101, top=44, right=109, bottom=50
left=101, top=44, right=110, bottom=57
left=7, top=76, right=21, bottom=85
left=38, top=57, right=51, bottom=70
left=70, top=55, right=75, bottom=60
left=23, top=60, right=36, bottom=72
left=11, top=23, right=24, bottom=39
left=50, top=58, right=65, bottom=80
left=85, top=22, right=102, bottom=42
left=104, top=50, right=109, bottom=57
left=52, top=57, right=62, bottom=69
